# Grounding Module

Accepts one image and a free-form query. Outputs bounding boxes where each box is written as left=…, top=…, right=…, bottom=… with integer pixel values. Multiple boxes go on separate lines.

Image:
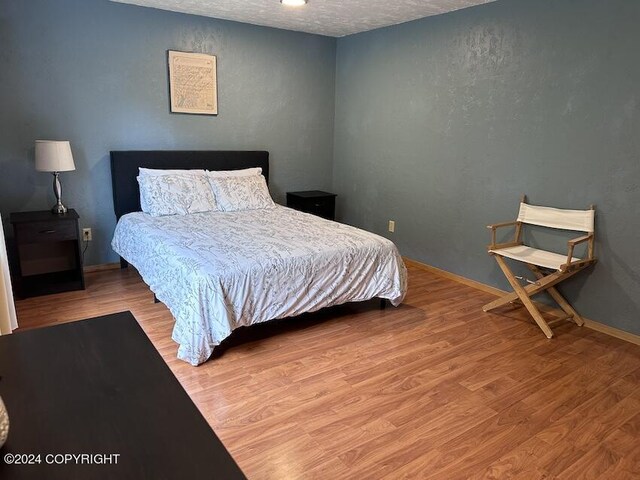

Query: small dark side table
left=286, top=190, right=337, bottom=220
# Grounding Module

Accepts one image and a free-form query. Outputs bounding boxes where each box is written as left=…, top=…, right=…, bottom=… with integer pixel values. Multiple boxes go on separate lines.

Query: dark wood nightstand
left=286, top=190, right=337, bottom=220
left=10, top=209, right=85, bottom=297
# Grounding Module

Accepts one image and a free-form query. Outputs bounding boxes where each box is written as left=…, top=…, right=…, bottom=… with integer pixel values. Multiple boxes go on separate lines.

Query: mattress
left=111, top=205, right=407, bottom=365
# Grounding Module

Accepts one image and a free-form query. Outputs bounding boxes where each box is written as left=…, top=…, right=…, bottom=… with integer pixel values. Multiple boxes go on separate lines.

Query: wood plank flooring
left=15, top=265, right=640, bottom=479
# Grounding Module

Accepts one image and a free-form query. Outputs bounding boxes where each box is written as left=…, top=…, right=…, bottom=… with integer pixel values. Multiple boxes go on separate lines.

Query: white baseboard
left=403, top=257, right=640, bottom=347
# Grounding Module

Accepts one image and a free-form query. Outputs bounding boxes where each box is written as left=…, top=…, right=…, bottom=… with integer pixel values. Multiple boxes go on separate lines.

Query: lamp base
left=51, top=203, right=68, bottom=215
left=50, top=172, right=68, bottom=215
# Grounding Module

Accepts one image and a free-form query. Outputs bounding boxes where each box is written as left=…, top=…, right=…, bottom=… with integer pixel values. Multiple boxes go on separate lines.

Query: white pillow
left=207, top=167, right=262, bottom=178
left=138, top=174, right=217, bottom=216
left=208, top=175, right=275, bottom=212
left=139, top=167, right=206, bottom=177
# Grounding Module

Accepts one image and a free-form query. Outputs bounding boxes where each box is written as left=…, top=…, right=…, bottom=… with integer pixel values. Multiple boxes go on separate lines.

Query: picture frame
left=168, top=50, right=218, bottom=115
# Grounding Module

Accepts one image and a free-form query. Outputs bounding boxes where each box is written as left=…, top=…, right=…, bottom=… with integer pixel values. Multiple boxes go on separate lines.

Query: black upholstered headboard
left=110, top=150, right=269, bottom=219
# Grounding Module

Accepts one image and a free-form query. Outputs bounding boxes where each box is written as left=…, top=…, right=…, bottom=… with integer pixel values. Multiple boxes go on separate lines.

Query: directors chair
left=484, top=195, right=596, bottom=338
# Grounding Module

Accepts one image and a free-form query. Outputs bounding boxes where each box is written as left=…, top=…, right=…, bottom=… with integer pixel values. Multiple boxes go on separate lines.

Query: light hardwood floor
left=15, top=265, right=640, bottom=479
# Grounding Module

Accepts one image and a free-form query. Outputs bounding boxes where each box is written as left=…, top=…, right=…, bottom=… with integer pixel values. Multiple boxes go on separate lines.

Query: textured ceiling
left=111, top=0, right=496, bottom=37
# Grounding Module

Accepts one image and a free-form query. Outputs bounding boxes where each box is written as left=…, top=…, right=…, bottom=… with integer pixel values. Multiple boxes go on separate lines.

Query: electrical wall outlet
left=388, top=220, right=395, bottom=233
left=82, top=228, right=92, bottom=241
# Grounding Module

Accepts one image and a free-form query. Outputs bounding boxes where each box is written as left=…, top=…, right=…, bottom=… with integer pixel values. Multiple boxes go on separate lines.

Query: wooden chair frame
left=484, top=195, right=596, bottom=338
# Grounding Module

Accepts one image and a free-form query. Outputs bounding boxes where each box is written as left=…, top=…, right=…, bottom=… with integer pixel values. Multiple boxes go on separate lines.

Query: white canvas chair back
left=517, top=203, right=594, bottom=233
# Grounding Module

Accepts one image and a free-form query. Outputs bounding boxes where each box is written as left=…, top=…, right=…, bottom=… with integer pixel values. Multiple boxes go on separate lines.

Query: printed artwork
left=168, top=50, right=217, bottom=115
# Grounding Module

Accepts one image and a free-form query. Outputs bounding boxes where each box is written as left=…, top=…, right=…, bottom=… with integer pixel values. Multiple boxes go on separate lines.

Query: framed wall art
left=168, top=50, right=218, bottom=115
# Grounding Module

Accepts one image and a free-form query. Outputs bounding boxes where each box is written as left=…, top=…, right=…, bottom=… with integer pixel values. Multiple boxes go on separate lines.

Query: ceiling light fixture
left=280, top=0, right=308, bottom=6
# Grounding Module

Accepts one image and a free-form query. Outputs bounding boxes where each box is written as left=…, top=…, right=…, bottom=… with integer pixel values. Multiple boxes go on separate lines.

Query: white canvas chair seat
left=489, top=245, right=581, bottom=271
left=484, top=196, right=596, bottom=339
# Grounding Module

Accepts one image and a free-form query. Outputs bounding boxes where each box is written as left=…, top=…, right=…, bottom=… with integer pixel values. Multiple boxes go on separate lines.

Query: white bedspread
left=111, top=206, right=407, bottom=365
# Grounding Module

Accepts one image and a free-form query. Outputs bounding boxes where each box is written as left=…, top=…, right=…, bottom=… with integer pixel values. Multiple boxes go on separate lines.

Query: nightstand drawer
left=286, top=191, right=337, bottom=221
left=307, top=197, right=333, bottom=210
left=303, top=198, right=335, bottom=219
left=15, top=220, right=77, bottom=243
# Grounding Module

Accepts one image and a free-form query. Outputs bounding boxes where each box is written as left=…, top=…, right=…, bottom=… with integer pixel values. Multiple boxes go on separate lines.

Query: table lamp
left=35, top=140, right=76, bottom=214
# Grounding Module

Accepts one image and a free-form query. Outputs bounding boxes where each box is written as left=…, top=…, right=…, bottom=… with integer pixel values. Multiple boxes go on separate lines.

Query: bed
left=110, top=150, right=407, bottom=366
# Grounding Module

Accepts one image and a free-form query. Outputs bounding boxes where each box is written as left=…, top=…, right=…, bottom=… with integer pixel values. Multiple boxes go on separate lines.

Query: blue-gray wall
left=2, top=0, right=638, bottom=336
left=333, top=0, right=640, bottom=334
left=0, top=0, right=336, bottom=265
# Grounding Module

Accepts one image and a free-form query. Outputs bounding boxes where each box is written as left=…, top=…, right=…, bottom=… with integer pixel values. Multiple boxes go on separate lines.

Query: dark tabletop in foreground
left=0, top=311, right=246, bottom=480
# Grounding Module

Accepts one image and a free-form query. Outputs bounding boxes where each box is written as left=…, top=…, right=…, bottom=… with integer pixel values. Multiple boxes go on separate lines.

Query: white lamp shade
left=35, top=140, right=75, bottom=172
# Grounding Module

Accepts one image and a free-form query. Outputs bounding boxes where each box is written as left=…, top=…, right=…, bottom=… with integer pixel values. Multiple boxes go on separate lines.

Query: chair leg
left=546, top=289, right=584, bottom=326
left=482, top=267, right=581, bottom=312
left=528, top=265, right=585, bottom=326
left=493, top=256, right=554, bottom=338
